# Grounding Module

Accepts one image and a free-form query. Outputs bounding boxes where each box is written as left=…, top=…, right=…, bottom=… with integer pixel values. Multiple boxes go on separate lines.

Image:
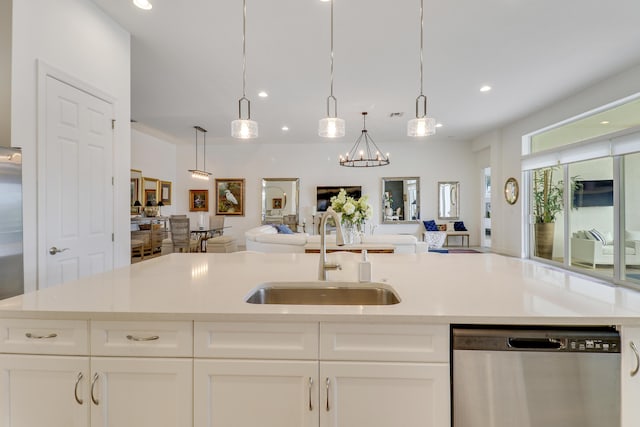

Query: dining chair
left=169, top=217, right=199, bottom=253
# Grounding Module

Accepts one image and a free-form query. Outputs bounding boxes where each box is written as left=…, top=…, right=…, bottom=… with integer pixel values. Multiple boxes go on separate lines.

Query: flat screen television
left=316, top=186, right=362, bottom=212
left=573, top=179, right=613, bottom=207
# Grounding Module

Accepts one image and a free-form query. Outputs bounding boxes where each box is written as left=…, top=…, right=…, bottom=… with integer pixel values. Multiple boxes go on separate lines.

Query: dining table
left=190, top=226, right=231, bottom=252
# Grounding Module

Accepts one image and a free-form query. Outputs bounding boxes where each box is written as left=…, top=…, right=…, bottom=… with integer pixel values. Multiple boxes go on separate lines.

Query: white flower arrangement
left=330, top=188, right=372, bottom=227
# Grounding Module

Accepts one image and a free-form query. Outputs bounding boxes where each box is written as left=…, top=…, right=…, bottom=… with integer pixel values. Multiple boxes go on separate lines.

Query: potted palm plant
left=532, top=167, right=579, bottom=259
left=533, top=167, right=562, bottom=259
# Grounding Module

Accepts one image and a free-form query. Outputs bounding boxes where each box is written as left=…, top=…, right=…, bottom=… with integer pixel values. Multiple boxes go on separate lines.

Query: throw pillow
left=275, top=224, right=294, bottom=234
left=423, top=220, right=438, bottom=231
left=454, top=221, right=467, bottom=231
left=588, top=228, right=605, bottom=243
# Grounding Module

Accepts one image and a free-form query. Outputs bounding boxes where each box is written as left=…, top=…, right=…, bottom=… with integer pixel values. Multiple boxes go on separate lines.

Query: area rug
left=448, top=248, right=482, bottom=254
left=428, top=248, right=482, bottom=254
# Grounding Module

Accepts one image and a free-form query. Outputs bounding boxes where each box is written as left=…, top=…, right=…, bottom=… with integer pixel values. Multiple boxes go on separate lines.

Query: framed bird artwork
left=189, top=189, right=209, bottom=212
left=215, top=178, right=245, bottom=216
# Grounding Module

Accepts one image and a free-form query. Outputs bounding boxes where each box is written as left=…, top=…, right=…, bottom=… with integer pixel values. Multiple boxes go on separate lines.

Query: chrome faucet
left=318, top=207, right=345, bottom=280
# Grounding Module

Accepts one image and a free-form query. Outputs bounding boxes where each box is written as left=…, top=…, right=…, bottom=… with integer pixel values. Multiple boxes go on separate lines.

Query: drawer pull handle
left=308, top=377, right=313, bottom=411
left=126, top=334, right=160, bottom=342
left=25, top=332, right=58, bottom=339
left=90, top=373, right=100, bottom=405
left=631, top=341, right=640, bottom=377
left=74, top=372, right=84, bottom=405
left=325, top=378, right=330, bottom=412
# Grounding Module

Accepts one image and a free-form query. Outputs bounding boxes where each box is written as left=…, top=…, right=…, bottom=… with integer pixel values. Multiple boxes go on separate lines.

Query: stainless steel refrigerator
left=0, top=147, right=23, bottom=299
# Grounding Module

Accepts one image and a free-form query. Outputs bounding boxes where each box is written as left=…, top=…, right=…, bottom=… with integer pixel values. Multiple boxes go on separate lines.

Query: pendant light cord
left=325, top=0, right=338, bottom=118
left=242, top=0, right=247, bottom=99
left=194, top=126, right=199, bottom=169
left=419, top=0, right=424, bottom=96
left=330, top=0, right=334, bottom=98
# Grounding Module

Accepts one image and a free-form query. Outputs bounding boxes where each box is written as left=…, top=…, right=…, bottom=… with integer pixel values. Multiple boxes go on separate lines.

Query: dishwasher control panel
left=452, top=326, right=620, bottom=353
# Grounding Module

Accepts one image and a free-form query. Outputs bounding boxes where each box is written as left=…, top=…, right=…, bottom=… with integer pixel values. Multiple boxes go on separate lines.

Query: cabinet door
left=194, top=359, right=317, bottom=427
left=622, top=326, right=640, bottom=427
left=0, top=354, right=89, bottom=427
left=90, top=357, right=192, bottom=427
left=320, top=361, right=450, bottom=427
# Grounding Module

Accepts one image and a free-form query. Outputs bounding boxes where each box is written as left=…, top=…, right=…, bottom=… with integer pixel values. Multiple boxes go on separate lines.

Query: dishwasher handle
left=507, top=337, right=564, bottom=350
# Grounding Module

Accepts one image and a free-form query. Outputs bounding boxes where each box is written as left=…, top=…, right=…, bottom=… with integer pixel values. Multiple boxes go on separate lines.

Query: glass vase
left=342, top=222, right=356, bottom=245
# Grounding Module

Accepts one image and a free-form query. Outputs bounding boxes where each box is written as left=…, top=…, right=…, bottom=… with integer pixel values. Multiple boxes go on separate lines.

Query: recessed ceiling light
left=258, top=91, right=268, bottom=98
left=281, top=126, right=289, bottom=131
left=600, top=120, right=610, bottom=125
left=435, top=123, right=443, bottom=128
left=320, top=0, right=330, bottom=2
left=133, top=0, right=152, bottom=10
left=480, top=85, right=492, bottom=92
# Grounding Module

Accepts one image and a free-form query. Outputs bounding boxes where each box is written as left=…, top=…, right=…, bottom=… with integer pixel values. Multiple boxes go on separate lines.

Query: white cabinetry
left=0, top=319, right=89, bottom=427
left=0, top=354, right=90, bottom=427
left=91, top=357, right=192, bottom=427
left=193, top=321, right=450, bottom=427
left=320, top=323, right=450, bottom=427
left=0, top=319, right=192, bottom=427
left=621, top=326, right=640, bottom=427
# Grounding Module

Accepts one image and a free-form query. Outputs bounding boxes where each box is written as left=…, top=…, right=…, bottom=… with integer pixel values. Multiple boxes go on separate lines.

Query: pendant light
left=188, top=126, right=211, bottom=180
left=339, top=112, right=390, bottom=167
left=318, top=0, right=345, bottom=138
left=407, top=0, right=436, bottom=137
left=231, top=0, right=258, bottom=139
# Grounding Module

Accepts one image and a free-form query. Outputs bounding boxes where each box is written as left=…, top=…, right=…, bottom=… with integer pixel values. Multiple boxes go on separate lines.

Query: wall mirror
left=142, top=177, right=159, bottom=205
left=262, top=178, right=300, bottom=230
left=438, top=181, right=460, bottom=220
left=504, top=177, right=519, bottom=205
left=381, top=177, right=420, bottom=223
left=130, top=169, right=142, bottom=214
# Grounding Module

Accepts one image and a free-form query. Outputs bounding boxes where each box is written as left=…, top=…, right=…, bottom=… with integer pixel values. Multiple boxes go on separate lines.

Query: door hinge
left=111, top=119, right=115, bottom=129
left=112, top=176, right=114, bottom=186
left=112, top=233, right=114, bottom=242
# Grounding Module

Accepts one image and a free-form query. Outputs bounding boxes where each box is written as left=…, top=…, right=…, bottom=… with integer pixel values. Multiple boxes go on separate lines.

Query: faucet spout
left=318, top=207, right=345, bottom=280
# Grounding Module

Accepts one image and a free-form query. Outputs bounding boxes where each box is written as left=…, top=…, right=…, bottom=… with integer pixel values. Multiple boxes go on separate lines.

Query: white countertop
left=2, top=252, right=640, bottom=324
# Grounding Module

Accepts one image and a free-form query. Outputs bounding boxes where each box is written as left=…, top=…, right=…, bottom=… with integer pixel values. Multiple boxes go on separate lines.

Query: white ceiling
left=91, top=0, right=640, bottom=146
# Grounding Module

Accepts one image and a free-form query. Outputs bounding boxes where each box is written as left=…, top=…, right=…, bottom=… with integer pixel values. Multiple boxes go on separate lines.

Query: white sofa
left=571, top=230, right=640, bottom=268
left=245, top=225, right=426, bottom=254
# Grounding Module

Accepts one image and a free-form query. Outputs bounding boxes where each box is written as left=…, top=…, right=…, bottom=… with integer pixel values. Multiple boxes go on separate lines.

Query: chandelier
left=339, top=112, right=390, bottom=167
left=188, top=126, right=211, bottom=180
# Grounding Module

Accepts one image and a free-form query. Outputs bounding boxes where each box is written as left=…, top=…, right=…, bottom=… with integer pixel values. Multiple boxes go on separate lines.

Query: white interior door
left=41, top=75, right=114, bottom=288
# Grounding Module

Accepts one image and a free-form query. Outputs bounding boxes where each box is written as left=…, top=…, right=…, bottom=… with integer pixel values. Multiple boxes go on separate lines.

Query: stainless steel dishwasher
left=452, top=326, right=620, bottom=427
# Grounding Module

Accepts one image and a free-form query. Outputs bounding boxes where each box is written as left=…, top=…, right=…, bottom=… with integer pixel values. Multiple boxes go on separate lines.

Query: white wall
left=12, top=0, right=130, bottom=290
left=131, top=129, right=178, bottom=217
left=0, top=0, right=10, bottom=147
left=472, top=61, right=640, bottom=257
left=171, top=139, right=478, bottom=246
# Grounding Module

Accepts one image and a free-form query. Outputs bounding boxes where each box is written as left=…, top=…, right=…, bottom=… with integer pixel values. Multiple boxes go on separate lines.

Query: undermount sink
left=245, top=282, right=401, bottom=306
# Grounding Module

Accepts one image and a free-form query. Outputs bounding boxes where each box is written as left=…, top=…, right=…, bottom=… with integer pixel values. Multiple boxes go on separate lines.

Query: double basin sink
left=245, top=281, right=400, bottom=306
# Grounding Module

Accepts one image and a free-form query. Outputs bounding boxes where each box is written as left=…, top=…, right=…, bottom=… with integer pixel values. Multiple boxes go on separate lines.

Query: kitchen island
left=1, top=252, right=639, bottom=427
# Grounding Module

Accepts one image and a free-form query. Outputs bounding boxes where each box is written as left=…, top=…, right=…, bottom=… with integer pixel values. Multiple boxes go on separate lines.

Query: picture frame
left=215, top=178, right=245, bottom=216
left=272, top=198, right=282, bottom=209
left=144, top=189, right=157, bottom=205
left=189, top=189, right=209, bottom=212
left=130, top=177, right=140, bottom=214
left=160, top=180, right=172, bottom=205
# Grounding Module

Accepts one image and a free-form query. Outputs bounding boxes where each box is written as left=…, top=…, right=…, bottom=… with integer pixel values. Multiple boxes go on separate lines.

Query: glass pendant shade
left=318, top=117, right=345, bottom=138
left=231, top=119, right=258, bottom=139
left=407, top=117, right=436, bottom=137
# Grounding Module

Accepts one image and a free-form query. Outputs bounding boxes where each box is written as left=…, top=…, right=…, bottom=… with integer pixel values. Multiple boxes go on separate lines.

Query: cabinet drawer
left=320, top=323, right=449, bottom=362
left=0, top=319, right=88, bottom=355
left=194, top=322, right=318, bottom=359
left=91, top=321, right=193, bottom=357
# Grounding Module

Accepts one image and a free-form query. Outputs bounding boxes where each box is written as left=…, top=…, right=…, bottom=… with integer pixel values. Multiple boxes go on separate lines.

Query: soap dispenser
left=358, top=250, right=372, bottom=282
